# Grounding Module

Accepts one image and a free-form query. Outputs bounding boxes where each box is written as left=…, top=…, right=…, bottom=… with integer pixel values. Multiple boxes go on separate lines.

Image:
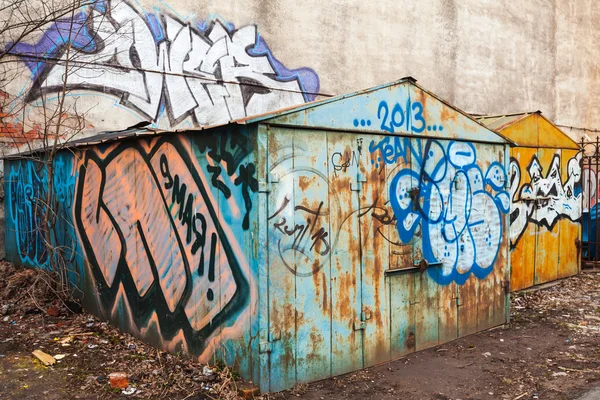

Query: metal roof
left=475, top=112, right=536, bottom=131
left=6, top=77, right=513, bottom=159
left=476, top=111, right=580, bottom=149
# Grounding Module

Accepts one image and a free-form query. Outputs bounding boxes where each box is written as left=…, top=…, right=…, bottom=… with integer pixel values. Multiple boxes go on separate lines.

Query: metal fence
left=581, top=137, right=600, bottom=271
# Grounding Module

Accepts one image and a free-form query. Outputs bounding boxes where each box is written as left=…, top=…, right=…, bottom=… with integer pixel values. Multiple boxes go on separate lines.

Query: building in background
left=0, top=0, right=599, bottom=162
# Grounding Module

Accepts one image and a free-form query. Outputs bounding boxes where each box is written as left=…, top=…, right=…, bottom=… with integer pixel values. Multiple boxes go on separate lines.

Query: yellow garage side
left=534, top=148, right=561, bottom=285
left=509, top=147, right=537, bottom=291
left=537, top=115, right=580, bottom=150
left=496, top=115, right=539, bottom=148
left=558, top=149, right=581, bottom=278
left=478, top=112, right=581, bottom=292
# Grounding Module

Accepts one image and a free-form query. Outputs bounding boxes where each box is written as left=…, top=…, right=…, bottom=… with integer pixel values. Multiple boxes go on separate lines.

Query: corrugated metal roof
left=476, top=112, right=536, bottom=131
left=3, top=125, right=223, bottom=159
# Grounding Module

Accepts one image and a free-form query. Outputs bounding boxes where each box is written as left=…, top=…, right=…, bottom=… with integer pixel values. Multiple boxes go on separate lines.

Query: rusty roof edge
left=476, top=111, right=581, bottom=150
left=1, top=120, right=244, bottom=160
left=536, top=113, right=582, bottom=150
left=409, top=81, right=516, bottom=146
left=5, top=76, right=520, bottom=159
left=476, top=111, right=540, bottom=119
left=494, top=113, right=533, bottom=133
left=473, top=112, right=542, bottom=145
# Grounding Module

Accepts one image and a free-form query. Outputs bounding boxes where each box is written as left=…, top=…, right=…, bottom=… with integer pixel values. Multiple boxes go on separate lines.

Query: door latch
left=353, top=311, right=371, bottom=331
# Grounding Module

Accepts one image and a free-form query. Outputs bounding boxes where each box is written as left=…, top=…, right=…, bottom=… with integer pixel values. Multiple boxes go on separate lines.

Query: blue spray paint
left=370, top=138, right=509, bottom=285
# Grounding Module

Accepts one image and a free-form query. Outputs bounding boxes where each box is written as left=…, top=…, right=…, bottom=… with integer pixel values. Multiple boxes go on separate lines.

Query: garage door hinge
left=351, top=173, right=367, bottom=192
left=258, top=181, right=271, bottom=193
left=259, top=173, right=280, bottom=193
left=259, top=329, right=281, bottom=353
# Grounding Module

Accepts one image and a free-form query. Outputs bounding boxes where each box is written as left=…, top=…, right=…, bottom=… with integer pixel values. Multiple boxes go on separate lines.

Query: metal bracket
left=409, top=187, right=420, bottom=210
left=258, top=329, right=281, bottom=354
left=258, top=181, right=271, bottom=193
left=353, top=320, right=366, bottom=331
left=413, top=259, right=443, bottom=272
left=259, top=342, right=272, bottom=354
left=353, top=310, right=371, bottom=330
left=259, top=172, right=280, bottom=193
left=269, top=172, right=280, bottom=183
left=351, top=173, right=367, bottom=192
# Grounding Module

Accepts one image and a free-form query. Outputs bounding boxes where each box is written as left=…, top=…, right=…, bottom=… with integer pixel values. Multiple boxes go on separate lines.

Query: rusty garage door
left=262, top=126, right=509, bottom=392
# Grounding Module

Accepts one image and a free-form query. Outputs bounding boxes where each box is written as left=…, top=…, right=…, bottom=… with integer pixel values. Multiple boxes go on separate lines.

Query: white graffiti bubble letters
left=387, top=139, right=509, bottom=285
left=509, top=152, right=582, bottom=249
left=28, top=0, right=314, bottom=128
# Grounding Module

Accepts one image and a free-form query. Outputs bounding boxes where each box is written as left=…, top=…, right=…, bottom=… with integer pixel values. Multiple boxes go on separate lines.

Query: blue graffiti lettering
left=376, top=100, right=429, bottom=134
left=387, top=140, right=510, bottom=285
left=368, top=136, right=423, bottom=168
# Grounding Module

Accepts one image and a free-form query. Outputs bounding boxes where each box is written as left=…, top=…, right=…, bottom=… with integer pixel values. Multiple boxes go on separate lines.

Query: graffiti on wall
left=369, top=136, right=510, bottom=285
left=7, top=153, right=78, bottom=269
left=72, top=135, right=252, bottom=355
left=8, top=162, right=48, bottom=267
left=10, top=0, right=319, bottom=128
left=509, top=153, right=582, bottom=249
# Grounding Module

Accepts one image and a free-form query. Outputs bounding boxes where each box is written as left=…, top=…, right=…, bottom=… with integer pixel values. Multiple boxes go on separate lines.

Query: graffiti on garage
left=369, top=137, right=510, bottom=285
left=7, top=152, right=78, bottom=269
left=72, top=135, right=252, bottom=356
left=509, top=152, right=582, bottom=249
left=8, top=0, right=319, bottom=128
left=7, top=161, right=48, bottom=267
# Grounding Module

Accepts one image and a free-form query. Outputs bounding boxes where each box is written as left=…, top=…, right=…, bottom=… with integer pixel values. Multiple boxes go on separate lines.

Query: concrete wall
left=1, top=0, right=599, bottom=150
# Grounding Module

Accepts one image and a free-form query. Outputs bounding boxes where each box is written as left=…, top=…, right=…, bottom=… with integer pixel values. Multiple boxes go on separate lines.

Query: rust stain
left=337, top=270, right=353, bottom=325
left=307, top=329, right=324, bottom=362
left=271, top=298, right=280, bottom=331
left=312, top=262, right=321, bottom=298
left=439, top=99, right=458, bottom=124
left=298, top=175, right=310, bottom=192
left=322, top=273, right=328, bottom=312
left=406, top=331, right=416, bottom=349
left=295, top=308, right=305, bottom=331
left=284, top=303, right=295, bottom=326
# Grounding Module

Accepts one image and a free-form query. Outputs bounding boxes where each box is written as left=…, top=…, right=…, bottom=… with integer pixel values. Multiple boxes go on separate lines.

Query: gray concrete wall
left=1, top=0, right=599, bottom=145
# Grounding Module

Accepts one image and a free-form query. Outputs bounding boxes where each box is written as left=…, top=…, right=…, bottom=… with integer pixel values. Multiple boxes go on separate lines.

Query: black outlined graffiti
left=194, top=131, right=258, bottom=230
left=14, top=0, right=319, bottom=128
left=268, top=196, right=331, bottom=277
left=509, top=153, right=582, bottom=249
left=74, top=136, right=250, bottom=353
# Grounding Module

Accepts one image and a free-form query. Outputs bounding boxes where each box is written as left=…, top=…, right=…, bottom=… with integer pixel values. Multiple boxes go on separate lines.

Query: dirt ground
left=0, top=261, right=599, bottom=400
left=280, top=273, right=600, bottom=400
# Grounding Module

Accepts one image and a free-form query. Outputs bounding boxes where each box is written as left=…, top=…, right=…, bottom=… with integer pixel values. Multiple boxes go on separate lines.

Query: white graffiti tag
left=29, top=0, right=315, bottom=127
left=509, top=153, right=582, bottom=248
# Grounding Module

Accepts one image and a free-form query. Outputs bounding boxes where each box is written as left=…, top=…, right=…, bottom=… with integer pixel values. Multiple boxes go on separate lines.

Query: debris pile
left=0, top=262, right=257, bottom=399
